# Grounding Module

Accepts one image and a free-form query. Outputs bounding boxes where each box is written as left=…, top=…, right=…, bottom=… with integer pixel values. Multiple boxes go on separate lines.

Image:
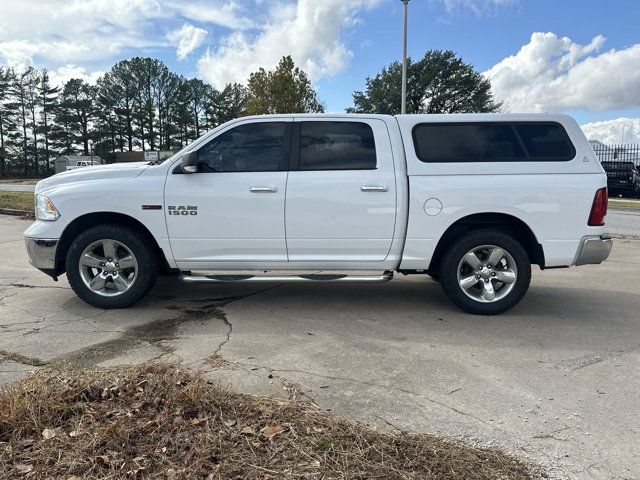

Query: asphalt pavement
left=607, top=208, right=640, bottom=238
left=1, top=215, right=639, bottom=479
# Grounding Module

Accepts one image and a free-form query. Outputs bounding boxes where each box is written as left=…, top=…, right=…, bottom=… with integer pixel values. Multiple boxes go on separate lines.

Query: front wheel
left=65, top=224, right=159, bottom=309
left=439, top=230, right=531, bottom=315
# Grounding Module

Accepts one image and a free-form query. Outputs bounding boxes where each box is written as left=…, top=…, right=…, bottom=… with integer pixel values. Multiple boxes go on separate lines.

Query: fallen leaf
left=241, top=426, right=255, bottom=435
left=533, top=432, right=553, bottom=439
left=15, top=464, right=33, bottom=474
left=191, top=418, right=207, bottom=426
left=166, top=468, right=177, bottom=479
left=223, top=419, right=236, bottom=428
left=95, top=455, right=110, bottom=466
left=261, top=425, right=286, bottom=439
left=42, top=428, right=56, bottom=439
left=69, top=430, right=80, bottom=437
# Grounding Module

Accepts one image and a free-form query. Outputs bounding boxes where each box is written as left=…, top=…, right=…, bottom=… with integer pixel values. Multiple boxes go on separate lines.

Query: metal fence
left=590, top=142, right=640, bottom=198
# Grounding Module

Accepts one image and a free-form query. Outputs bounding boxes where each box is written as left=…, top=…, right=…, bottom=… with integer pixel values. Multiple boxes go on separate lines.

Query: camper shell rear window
left=412, top=122, right=576, bottom=163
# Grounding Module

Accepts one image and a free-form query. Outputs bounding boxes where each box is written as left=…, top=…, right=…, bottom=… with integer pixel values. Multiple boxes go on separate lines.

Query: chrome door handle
left=250, top=186, right=278, bottom=193
left=361, top=185, right=389, bottom=192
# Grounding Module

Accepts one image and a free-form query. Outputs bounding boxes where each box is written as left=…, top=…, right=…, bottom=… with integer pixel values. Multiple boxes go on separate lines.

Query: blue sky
left=1, top=0, right=639, bottom=142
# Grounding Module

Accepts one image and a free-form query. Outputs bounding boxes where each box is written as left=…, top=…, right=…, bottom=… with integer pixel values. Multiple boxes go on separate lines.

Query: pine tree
left=0, top=67, right=17, bottom=176
left=38, top=70, right=59, bottom=174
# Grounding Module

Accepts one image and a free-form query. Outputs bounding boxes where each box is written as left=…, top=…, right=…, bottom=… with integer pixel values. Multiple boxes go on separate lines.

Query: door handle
left=250, top=186, right=278, bottom=193
left=361, top=185, right=389, bottom=192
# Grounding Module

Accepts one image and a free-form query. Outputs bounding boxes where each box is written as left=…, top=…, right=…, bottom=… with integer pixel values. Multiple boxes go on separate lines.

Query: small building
left=54, top=155, right=103, bottom=174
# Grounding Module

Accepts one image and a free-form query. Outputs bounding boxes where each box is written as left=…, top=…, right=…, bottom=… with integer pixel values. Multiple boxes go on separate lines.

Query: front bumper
left=25, top=237, right=58, bottom=270
left=574, top=235, right=613, bottom=266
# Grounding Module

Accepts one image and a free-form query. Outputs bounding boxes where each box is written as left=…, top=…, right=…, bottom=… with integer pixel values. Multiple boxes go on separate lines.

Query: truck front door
left=164, top=119, right=292, bottom=269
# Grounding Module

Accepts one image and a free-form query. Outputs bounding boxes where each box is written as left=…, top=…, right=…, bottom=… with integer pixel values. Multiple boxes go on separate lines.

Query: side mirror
left=181, top=151, right=199, bottom=173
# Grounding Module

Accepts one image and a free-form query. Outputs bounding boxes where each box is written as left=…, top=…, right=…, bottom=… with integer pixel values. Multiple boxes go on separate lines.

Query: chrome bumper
left=25, top=237, right=58, bottom=270
left=574, top=235, right=613, bottom=266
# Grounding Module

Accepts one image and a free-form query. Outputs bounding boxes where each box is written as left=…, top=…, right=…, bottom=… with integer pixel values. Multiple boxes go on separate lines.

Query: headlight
left=34, top=194, right=60, bottom=221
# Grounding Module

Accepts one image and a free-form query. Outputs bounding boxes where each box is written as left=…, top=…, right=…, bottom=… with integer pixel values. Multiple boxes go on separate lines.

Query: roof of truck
left=237, top=112, right=577, bottom=123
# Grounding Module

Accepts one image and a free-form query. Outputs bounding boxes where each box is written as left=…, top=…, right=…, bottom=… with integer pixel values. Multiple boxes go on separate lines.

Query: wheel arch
left=54, top=212, right=173, bottom=276
left=427, top=212, right=545, bottom=275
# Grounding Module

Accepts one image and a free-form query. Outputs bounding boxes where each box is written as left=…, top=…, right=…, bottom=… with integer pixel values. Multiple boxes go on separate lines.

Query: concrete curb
left=0, top=208, right=31, bottom=217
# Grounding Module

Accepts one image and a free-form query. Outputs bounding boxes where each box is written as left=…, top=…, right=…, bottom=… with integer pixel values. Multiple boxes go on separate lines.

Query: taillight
left=588, top=187, right=608, bottom=226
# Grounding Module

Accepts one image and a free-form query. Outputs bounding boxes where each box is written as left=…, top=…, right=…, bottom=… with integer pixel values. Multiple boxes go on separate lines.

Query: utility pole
left=401, top=0, right=410, bottom=114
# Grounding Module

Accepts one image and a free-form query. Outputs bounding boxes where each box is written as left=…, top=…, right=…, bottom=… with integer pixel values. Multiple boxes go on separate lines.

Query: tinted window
left=299, top=122, right=376, bottom=170
left=413, top=123, right=575, bottom=162
left=515, top=124, right=574, bottom=159
left=197, top=122, right=287, bottom=172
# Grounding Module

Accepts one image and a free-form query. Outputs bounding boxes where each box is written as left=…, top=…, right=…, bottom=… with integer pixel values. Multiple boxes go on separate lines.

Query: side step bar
left=180, top=271, right=394, bottom=284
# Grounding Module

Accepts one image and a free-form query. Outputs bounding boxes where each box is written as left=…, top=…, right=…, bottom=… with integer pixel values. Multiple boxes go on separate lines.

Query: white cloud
left=581, top=118, right=640, bottom=144
left=485, top=32, right=640, bottom=112
left=0, top=0, right=260, bottom=75
left=168, top=24, right=208, bottom=60
left=440, top=0, right=518, bottom=15
left=171, top=1, right=255, bottom=30
left=48, top=65, right=105, bottom=87
left=0, top=0, right=166, bottom=67
left=197, top=0, right=383, bottom=89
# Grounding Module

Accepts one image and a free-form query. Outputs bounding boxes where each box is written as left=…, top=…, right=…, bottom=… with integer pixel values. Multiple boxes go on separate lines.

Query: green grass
left=0, top=191, right=34, bottom=212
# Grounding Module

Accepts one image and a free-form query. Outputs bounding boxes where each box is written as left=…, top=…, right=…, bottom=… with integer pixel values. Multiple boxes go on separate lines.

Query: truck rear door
left=285, top=118, right=397, bottom=262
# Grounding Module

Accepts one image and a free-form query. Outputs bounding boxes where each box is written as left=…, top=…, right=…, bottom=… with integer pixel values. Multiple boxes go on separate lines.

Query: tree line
left=0, top=50, right=497, bottom=177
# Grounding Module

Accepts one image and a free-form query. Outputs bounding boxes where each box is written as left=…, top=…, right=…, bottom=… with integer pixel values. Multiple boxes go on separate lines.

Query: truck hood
left=35, top=162, right=150, bottom=194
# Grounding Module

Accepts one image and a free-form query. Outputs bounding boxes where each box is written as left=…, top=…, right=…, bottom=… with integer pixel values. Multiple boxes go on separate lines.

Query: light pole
left=401, top=0, right=410, bottom=114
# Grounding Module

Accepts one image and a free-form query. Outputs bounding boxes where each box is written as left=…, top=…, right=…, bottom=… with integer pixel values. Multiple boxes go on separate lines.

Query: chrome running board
left=180, top=271, right=393, bottom=284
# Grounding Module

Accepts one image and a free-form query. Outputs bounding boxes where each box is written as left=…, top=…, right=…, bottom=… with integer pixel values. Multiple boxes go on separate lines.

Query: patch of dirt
left=58, top=303, right=226, bottom=366
left=0, top=350, right=47, bottom=367
left=0, top=364, right=542, bottom=479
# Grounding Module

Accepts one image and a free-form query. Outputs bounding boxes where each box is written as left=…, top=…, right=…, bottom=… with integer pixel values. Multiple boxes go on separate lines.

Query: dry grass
left=0, top=365, right=541, bottom=479
left=0, top=191, right=33, bottom=212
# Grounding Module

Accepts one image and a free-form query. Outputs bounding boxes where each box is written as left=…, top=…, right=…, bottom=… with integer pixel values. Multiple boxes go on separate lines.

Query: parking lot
left=1, top=214, right=639, bottom=479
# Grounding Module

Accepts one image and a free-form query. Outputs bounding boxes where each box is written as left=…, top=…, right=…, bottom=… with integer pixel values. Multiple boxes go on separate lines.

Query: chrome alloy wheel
left=456, top=245, right=517, bottom=303
left=78, top=239, right=138, bottom=297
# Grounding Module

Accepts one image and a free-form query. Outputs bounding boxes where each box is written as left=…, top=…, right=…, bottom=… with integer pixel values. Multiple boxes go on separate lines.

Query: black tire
left=65, top=224, right=159, bottom=309
left=439, top=229, right=531, bottom=315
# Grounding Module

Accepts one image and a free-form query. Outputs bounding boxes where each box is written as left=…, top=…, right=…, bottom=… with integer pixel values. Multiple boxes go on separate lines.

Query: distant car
left=601, top=161, right=640, bottom=197
left=66, top=160, right=101, bottom=171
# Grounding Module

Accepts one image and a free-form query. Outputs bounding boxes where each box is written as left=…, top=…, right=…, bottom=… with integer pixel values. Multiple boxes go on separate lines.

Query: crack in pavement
left=1, top=282, right=72, bottom=290
left=560, top=343, right=640, bottom=371
left=53, top=285, right=282, bottom=368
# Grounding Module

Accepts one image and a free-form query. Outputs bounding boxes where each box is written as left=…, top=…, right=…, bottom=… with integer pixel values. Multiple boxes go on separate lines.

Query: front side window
left=299, top=121, right=377, bottom=170
left=413, top=122, right=575, bottom=163
left=197, top=122, right=287, bottom=172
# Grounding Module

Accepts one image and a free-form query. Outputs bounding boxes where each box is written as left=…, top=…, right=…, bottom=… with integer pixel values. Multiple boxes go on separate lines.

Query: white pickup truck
left=24, top=114, right=612, bottom=315
left=66, top=160, right=102, bottom=171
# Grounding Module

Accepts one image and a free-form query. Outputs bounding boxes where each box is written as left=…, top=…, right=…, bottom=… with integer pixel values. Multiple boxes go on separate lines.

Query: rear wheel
left=439, top=230, right=531, bottom=315
left=65, top=224, right=159, bottom=309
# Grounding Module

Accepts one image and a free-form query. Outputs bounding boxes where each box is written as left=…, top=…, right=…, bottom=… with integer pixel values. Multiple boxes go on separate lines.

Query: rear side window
left=299, top=121, right=376, bottom=170
left=412, top=123, right=575, bottom=162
